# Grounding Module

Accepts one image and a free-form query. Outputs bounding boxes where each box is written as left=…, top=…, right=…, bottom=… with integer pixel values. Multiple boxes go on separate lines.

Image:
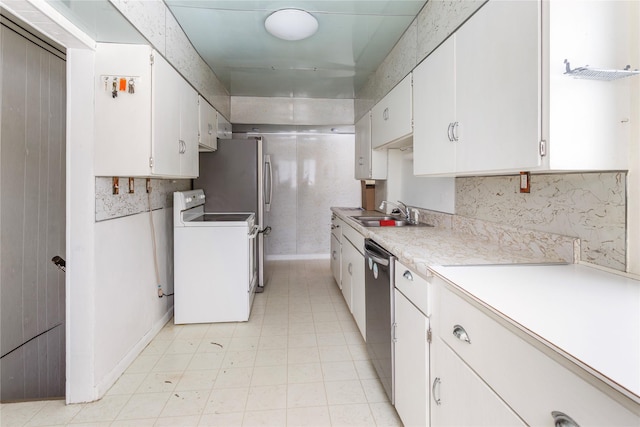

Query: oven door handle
left=248, top=225, right=260, bottom=239
left=364, top=249, right=389, bottom=267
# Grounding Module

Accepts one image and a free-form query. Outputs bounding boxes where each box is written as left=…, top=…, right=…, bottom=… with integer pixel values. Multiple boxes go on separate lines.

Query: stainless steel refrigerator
left=194, top=137, right=272, bottom=290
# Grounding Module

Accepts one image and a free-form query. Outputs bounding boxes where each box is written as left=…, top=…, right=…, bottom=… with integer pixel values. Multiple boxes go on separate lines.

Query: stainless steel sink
left=350, top=216, right=411, bottom=227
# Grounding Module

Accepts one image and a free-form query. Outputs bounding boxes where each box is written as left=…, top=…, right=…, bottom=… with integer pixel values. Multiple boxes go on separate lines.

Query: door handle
left=264, top=155, right=273, bottom=212
left=453, top=324, right=471, bottom=343
left=551, top=411, right=580, bottom=427
left=432, top=377, right=441, bottom=405
left=51, top=256, right=66, bottom=272
left=402, top=270, right=413, bottom=281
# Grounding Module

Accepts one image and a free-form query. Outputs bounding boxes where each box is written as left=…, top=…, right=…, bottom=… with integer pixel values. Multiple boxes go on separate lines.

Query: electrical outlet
left=519, top=172, right=530, bottom=193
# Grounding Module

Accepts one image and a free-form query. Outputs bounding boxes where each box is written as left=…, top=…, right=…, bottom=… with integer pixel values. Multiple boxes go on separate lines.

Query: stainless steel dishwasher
left=364, top=238, right=396, bottom=403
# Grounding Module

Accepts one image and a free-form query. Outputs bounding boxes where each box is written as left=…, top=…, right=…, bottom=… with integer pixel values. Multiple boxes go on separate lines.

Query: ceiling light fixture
left=265, top=9, right=318, bottom=41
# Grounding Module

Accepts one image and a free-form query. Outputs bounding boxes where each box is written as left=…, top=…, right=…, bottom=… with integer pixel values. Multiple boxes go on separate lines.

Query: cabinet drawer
left=438, top=281, right=639, bottom=426
left=342, top=222, right=364, bottom=254
left=331, top=214, right=343, bottom=240
left=394, top=261, right=429, bottom=316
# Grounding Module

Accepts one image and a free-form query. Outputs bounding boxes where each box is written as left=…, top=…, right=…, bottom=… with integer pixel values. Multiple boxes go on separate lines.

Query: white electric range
left=173, top=189, right=258, bottom=324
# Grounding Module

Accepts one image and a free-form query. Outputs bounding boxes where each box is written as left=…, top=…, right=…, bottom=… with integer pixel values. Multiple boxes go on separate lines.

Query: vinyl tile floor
left=1, top=260, right=402, bottom=426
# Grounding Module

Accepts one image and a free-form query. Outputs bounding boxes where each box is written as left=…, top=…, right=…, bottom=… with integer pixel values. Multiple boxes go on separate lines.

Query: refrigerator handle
left=264, top=155, right=273, bottom=212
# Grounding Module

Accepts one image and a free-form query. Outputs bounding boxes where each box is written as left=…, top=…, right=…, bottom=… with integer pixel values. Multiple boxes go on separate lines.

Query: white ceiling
left=49, top=0, right=427, bottom=99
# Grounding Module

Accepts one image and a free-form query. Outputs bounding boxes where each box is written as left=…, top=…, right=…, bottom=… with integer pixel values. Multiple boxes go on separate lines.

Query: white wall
left=385, top=149, right=455, bottom=214
left=93, top=209, right=173, bottom=396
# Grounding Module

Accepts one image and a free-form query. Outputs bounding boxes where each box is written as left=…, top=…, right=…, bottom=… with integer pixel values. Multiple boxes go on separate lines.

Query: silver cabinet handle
left=453, top=324, right=471, bottom=343
left=358, top=157, right=364, bottom=166
left=348, top=262, right=353, bottom=275
left=452, top=121, right=460, bottom=141
left=551, top=411, right=580, bottom=427
left=392, top=322, right=397, bottom=343
left=432, top=377, right=441, bottom=405
left=383, top=107, right=389, bottom=121
left=447, top=122, right=453, bottom=141
left=402, top=270, right=413, bottom=281
left=332, top=250, right=337, bottom=260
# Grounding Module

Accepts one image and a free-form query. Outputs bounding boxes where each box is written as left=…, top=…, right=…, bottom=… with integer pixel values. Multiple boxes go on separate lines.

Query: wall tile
left=374, top=20, right=418, bottom=102
left=109, top=0, right=167, bottom=54
left=416, top=0, right=486, bottom=61
left=262, top=134, right=360, bottom=257
left=95, top=178, right=191, bottom=221
left=455, top=173, right=626, bottom=270
left=293, top=99, right=353, bottom=125
left=296, top=134, right=360, bottom=255
left=109, top=0, right=230, bottom=118
left=232, top=97, right=294, bottom=125
left=264, top=136, right=298, bottom=256
left=231, top=97, right=353, bottom=126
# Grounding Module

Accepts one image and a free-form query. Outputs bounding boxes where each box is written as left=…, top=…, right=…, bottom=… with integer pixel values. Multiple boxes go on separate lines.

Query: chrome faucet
left=379, top=200, right=415, bottom=223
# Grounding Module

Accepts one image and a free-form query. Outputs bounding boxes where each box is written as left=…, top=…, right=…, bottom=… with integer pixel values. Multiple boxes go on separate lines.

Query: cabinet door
left=350, top=244, right=366, bottom=339
left=413, top=36, right=456, bottom=175
left=179, top=79, right=199, bottom=178
left=371, top=74, right=413, bottom=149
left=217, top=113, right=232, bottom=139
left=340, top=238, right=354, bottom=311
left=198, top=95, right=217, bottom=152
left=355, top=112, right=387, bottom=180
left=431, top=337, right=526, bottom=426
left=354, top=112, right=370, bottom=179
left=330, top=233, right=341, bottom=289
left=151, top=53, right=181, bottom=176
left=394, top=290, right=429, bottom=427
left=455, top=0, right=541, bottom=174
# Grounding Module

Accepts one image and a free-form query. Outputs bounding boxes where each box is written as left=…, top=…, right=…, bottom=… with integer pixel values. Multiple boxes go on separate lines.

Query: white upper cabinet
left=198, top=95, right=218, bottom=152
left=217, top=113, right=232, bottom=139
left=95, top=43, right=199, bottom=178
left=355, top=111, right=387, bottom=180
left=414, top=0, right=633, bottom=176
left=371, top=73, right=413, bottom=149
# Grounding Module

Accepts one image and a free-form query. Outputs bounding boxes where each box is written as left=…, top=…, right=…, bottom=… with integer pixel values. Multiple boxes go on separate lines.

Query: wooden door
left=0, top=16, right=66, bottom=400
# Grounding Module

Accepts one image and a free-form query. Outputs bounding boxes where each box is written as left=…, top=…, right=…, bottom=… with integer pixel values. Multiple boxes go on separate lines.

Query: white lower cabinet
left=393, top=289, right=429, bottom=427
left=432, top=275, right=640, bottom=426
left=330, top=214, right=343, bottom=289
left=431, top=336, right=526, bottom=426
left=330, top=233, right=341, bottom=288
left=340, top=239, right=353, bottom=312
left=341, top=223, right=366, bottom=339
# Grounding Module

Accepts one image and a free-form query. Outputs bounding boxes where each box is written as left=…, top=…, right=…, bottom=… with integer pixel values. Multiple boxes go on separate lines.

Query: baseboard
left=266, top=254, right=330, bottom=261
left=95, top=307, right=174, bottom=398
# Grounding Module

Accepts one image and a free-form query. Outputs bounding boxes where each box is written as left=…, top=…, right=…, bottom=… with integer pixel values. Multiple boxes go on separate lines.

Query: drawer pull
left=551, top=411, right=580, bottom=427
left=453, top=324, right=471, bottom=343
left=402, top=270, right=413, bottom=281
left=432, top=377, right=441, bottom=405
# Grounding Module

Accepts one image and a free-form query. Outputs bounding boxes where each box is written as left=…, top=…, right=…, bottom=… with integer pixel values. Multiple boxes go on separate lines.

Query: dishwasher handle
left=364, top=248, right=389, bottom=267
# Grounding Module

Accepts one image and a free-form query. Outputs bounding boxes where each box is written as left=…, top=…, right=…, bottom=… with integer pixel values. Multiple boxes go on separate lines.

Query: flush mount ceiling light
left=265, top=9, right=318, bottom=41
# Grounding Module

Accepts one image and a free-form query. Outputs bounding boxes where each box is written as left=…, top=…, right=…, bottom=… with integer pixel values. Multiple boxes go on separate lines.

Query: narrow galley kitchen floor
left=0, top=260, right=402, bottom=427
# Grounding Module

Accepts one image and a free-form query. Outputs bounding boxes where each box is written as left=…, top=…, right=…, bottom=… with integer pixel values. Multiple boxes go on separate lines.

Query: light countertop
left=331, top=207, right=639, bottom=404
left=430, top=263, right=640, bottom=402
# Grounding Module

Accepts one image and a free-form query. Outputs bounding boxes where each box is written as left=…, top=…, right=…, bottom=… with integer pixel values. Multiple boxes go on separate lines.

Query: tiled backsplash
left=456, top=173, right=626, bottom=271
left=95, top=177, right=191, bottom=221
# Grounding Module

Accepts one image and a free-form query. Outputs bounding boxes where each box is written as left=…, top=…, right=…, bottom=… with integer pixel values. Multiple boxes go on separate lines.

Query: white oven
left=173, top=189, right=258, bottom=324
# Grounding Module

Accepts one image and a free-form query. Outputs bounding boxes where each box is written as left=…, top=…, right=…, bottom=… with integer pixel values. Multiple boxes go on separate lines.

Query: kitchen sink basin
left=350, top=216, right=411, bottom=227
